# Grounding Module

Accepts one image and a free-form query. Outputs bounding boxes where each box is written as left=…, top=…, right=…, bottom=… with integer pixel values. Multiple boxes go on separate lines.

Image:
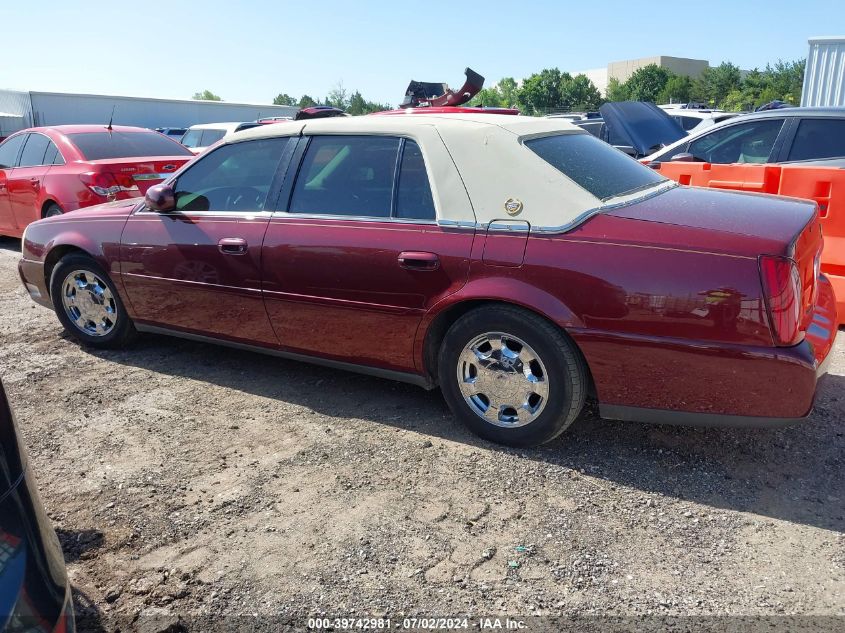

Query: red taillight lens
left=760, top=255, right=802, bottom=346
left=80, top=171, right=139, bottom=197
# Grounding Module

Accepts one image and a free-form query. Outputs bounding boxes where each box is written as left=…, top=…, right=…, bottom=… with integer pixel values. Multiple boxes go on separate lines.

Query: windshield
left=68, top=131, right=192, bottom=160
left=525, top=133, right=666, bottom=200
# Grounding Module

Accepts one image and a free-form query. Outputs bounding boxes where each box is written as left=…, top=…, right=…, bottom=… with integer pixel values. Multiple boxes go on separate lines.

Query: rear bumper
left=582, top=275, right=838, bottom=426
left=18, top=258, right=52, bottom=309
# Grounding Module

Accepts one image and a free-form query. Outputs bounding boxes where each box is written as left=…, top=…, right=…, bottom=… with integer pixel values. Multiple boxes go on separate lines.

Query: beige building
left=573, top=56, right=710, bottom=96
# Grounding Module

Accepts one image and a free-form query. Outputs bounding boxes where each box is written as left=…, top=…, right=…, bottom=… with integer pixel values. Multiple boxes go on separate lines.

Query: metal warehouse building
left=0, top=89, right=298, bottom=137
left=801, top=36, right=845, bottom=107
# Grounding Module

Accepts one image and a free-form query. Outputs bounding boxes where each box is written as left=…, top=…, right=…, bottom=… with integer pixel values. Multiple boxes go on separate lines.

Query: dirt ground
left=0, top=238, right=843, bottom=632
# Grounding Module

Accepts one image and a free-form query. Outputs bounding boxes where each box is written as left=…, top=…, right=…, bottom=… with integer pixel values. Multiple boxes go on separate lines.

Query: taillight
left=79, top=171, right=139, bottom=197
left=759, top=255, right=802, bottom=346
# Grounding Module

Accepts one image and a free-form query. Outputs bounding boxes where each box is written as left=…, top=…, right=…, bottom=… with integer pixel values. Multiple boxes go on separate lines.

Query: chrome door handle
left=218, top=237, right=248, bottom=255
left=398, top=251, right=439, bottom=271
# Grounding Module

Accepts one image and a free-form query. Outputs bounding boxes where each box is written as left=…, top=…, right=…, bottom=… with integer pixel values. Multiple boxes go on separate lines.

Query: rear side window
left=289, top=136, right=401, bottom=218
left=395, top=140, right=436, bottom=220
left=44, top=141, right=65, bottom=166
left=0, top=134, right=26, bottom=169
left=525, top=133, right=665, bottom=200
left=787, top=119, right=845, bottom=161
left=173, top=137, right=290, bottom=212
left=180, top=129, right=202, bottom=148
left=68, top=131, right=193, bottom=160
left=18, top=133, right=51, bottom=167
left=674, top=116, right=701, bottom=131
left=201, top=129, right=226, bottom=146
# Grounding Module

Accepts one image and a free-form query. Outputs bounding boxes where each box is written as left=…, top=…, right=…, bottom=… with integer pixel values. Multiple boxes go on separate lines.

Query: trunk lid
left=606, top=185, right=823, bottom=335
left=87, top=156, right=190, bottom=193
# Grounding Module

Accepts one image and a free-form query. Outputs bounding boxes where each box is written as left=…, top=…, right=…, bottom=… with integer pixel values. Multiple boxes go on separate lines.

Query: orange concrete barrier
left=655, top=161, right=845, bottom=325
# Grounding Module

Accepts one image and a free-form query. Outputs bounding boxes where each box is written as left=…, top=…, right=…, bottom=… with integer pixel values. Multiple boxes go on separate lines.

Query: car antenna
left=106, top=105, right=115, bottom=132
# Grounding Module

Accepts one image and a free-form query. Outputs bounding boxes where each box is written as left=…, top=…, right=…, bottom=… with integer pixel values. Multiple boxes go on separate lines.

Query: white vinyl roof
left=229, top=113, right=671, bottom=228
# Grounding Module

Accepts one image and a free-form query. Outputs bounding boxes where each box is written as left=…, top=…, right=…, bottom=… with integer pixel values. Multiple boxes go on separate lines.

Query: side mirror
left=670, top=152, right=697, bottom=163
left=145, top=184, right=176, bottom=212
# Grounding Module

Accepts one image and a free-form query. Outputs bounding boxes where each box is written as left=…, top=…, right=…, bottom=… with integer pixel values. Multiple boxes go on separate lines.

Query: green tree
left=192, top=90, right=221, bottom=101
left=468, top=87, right=504, bottom=107
left=273, top=93, right=296, bottom=106
left=606, top=77, right=629, bottom=102
left=326, top=81, right=350, bottom=110
left=560, top=74, right=602, bottom=111
left=498, top=77, right=519, bottom=108
left=347, top=91, right=390, bottom=115
left=693, top=62, right=742, bottom=107
left=298, top=95, right=317, bottom=108
left=658, top=74, right=693, bottom=104
left=624, top=64, right=671, bottom=103
left=518, top=68, right=566, bottom=115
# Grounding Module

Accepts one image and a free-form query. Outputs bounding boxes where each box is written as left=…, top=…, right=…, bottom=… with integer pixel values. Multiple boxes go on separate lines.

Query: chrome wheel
left=456, top=332, right=550, bottom=428
left=60, top=270, right=117, bottom=337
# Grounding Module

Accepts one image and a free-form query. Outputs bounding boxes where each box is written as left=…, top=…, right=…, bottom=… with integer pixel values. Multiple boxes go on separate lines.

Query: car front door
left=685, top=118, right=787, bottom=163
left=7, top=132, right=52, bottom=229
left=0, top=134, right=27, bottom=235
left=119, top=136, right=294, bottom=346
left=261, top=134, right=475, bottom=373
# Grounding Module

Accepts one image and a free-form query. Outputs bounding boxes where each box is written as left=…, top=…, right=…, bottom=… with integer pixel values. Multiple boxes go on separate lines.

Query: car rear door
left=119, top=136, right=295, bottom=346
left=261, top=133, right=475, bottom=373
left=0, top=134, right=27, bottom=235
left=6, top=132, right=52, bottom=229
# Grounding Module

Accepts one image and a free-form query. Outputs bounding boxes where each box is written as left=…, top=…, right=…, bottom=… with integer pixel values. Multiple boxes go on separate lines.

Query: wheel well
left=43, top=246, right=90, bottom=295
left=40, top=200, right=61, bottom=218
left=423, top=299, right=596, bottom=398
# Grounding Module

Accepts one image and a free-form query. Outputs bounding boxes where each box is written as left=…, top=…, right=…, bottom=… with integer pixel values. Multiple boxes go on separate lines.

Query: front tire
left=438, top=305, right=588, bottom=447
left=49, top=254, right=137, bottom=349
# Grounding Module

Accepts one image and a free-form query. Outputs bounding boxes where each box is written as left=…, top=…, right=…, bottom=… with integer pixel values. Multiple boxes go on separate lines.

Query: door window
left=0, top=134, right=26, bottom=169
left=395, top=140, right=436, bottom=220
left=289, top=136, right=401, bottom=218
left=787, top=119, right=845, bottom=161
left=18, top=133, right=51, bottom=167
left=687, top=119, right=784, bottom=163
left=172, top=137, right=290, bottom=212
left=43, top=141, right=65, bottom=166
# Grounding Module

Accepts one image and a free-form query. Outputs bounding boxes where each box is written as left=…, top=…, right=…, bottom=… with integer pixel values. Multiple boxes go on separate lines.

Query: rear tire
left=438, top=305, right=587, bottom=447
left=49, top=254, right=137, bottom=349
left=43, top=203, right=63, bottom=218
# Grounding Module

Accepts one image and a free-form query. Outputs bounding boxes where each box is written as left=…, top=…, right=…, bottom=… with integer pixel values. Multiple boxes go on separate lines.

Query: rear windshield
left=68, top=131, right=193, bottom=160
left=525, top=133, right=666, bottom=200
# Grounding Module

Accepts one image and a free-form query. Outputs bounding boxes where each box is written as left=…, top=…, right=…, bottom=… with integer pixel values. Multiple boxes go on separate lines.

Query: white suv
left=180, top=122, right=262, bottom=154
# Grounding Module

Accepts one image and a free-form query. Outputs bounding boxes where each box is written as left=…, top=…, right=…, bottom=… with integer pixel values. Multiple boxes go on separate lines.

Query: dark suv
left=645, top=107, right=845, bottom=166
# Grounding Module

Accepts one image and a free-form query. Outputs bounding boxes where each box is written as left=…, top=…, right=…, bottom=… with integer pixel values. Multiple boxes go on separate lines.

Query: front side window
left=525, top=133, right=665, bottom=200
left=173, top=137, right=290, bottom=212
left=289, top=136, right=401, bottom=218
left=787, top=118, right=845, bottom=162
left=0, top=134, right=26, bottom=169
left=68, top=131, right=193, bottom=160
left=18, top=133, right=50, bottom=167
left=687, top=119, right=784, bottom=164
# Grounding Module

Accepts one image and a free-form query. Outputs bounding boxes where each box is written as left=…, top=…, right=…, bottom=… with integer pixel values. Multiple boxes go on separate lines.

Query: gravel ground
left=0, top=238, right=843, bottom=632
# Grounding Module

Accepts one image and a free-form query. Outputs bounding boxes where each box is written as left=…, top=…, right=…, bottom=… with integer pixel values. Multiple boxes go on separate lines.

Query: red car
left=18, top=114, right=837, bottom=447
left=0, top=124, right=193, bottom=238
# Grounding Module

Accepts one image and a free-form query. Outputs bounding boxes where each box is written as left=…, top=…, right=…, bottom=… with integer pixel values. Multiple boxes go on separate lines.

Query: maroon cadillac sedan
left=18, top=114, right=837, bottom=447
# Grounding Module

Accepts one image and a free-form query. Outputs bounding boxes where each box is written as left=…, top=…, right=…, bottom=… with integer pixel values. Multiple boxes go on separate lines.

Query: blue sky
left=1, top=0, right=838, bottom=106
